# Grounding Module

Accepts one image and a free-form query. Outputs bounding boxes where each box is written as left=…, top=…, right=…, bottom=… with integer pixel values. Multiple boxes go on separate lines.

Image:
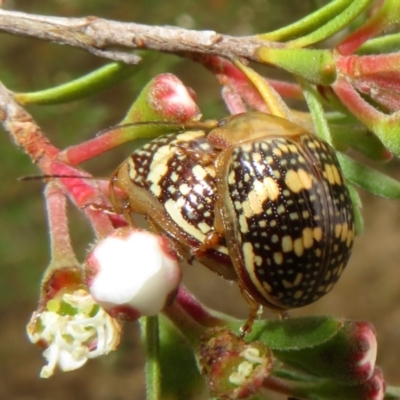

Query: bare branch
left=0, top=9, right=274, bottom=64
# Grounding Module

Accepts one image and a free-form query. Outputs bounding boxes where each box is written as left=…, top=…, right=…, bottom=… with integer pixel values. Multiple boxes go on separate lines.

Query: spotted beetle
left=110, top=111, right=355, bottom=316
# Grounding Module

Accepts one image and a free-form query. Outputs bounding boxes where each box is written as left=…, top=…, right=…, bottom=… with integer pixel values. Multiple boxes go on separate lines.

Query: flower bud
left=199, top=328, right=273, bottom=399
left=85, top=228, right=181, bottom=320
left=274, top=320, right=377, bottom=385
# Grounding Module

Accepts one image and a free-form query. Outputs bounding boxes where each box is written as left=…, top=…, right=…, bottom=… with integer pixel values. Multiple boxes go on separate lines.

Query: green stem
left=14, top=62, right=135, bottom=105
left=143, top=316, right=162, bottom=400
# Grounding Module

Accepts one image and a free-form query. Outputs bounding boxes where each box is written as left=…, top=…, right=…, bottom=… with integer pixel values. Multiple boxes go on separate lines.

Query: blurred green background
left=1, top=1, right=400, bottom=399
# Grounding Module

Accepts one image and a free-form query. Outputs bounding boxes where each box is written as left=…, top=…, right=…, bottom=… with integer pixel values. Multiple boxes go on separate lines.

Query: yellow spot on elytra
left=294, top=238, right=304, bottom=257
left=243, top=242, right=255, bottom=268
left=346, top=228, right=354, bottom=247
left=282, top=236, right=293, bottom=252
left=335, top=223, right=342, bottom=238
left=293, top=273, right=303, bottom=286
left=179, top=183, right=191, bottom=196
left=255, top=256, right=263, bottom=266
left=263, top=281, right=273, bottom=293
left=205, top=164, right=216, bottom=177
left=283, top=273, right=303, bottom=288
left=198, top=222, right=211, bottom=233
left=192, top=164, right=207, bottom=180
left=274, top=252, right=284, bottom=265
left=259, top=220, right=267, bottom=228
left=313, top=227, right=323, bottom=242
left=325, top=283, right=334, bottom=293
left=239, top=214, right=249, bottom=233
left=242, top=200, right=253, bottom=218
left=263, top=177, right=280, bottom=201
left=294, top=290, right=304, bottom=299
left=278, top=143, right=289, bottom=153
left=340, top=223, right=349, bottom=242
left=273, top=147, right=282, bottom=157
left=332, top=165, right=342, bottom=185
left=298, top=169, right=313, bottom=190
left=127, top=159, right=137, bottom=180
left=228, top=170, right=236, bottom=184
left=277, top=204, right=286, bottom=214
left=252, top=152, right=262, bottom=163
left=234, top=201, right=242, bottom=210
left=302, top=227, right=313, bottom=249
left=285, top=169, right=313, bottom=193
left=246, top=177, right=280, bottom=215
left=285, top=170, right=302, bottom=193
left=247, top=184, right=264, bottom=214
left=325, top=164, right=336, bottom=185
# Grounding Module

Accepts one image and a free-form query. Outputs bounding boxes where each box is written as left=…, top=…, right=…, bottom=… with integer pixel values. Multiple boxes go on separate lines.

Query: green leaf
left=385, top=385, right=400, bottom=399
left=227, top=316, right=342, bottom=351
left=299, top=77, right=332, bottom=143
left=357, top=33, right=400, bottom=55
left=327, top=114, right=389, bottom=162
left=286, top=0, right=371, bottom=48
left=258, top=0, right=355, bottom=42
left=348, top=184, right=364, bottom=235
left=15, top=62, right=136, bottom=105
left=338, top=153, right=400, bottom=198
left=156, top=315, right=205, bottom=399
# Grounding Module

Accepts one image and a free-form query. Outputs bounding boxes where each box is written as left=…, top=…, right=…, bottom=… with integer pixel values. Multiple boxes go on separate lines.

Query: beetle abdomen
left=218, top=134, right=355, bottom=310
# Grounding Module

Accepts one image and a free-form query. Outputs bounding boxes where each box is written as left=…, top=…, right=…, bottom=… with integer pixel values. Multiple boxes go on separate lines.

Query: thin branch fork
left=0, top=9, right=275, bottom=65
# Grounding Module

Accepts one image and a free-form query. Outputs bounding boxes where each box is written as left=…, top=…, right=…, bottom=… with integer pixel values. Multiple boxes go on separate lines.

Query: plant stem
left=143, top=316, right=162, bottom=400
left=45, top=182, right=78, bottom=267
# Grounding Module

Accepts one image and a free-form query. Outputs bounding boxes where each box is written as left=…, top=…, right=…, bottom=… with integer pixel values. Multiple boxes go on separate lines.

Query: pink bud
left=148, top=73, right=201, bottom=123
left=351, top=321, right=378, bottom=382
left=362, top=368, right=386, bottom=400
left=85, top=228, right=181, bottom=320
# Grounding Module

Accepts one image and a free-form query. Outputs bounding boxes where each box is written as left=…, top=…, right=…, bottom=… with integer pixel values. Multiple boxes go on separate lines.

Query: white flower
left=27, top=289, right=121, bottom=378
left=85, top=228, right=181, bottom=319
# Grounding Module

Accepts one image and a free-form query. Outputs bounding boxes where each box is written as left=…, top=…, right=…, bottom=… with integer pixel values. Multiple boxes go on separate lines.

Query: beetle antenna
left=19, top=174, right=108, bottom=181
left=96, top=119, right=219, bottom=137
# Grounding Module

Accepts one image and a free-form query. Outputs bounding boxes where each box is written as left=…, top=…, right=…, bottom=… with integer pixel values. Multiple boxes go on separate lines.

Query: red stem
left=175, top=286, right=224, bottom=328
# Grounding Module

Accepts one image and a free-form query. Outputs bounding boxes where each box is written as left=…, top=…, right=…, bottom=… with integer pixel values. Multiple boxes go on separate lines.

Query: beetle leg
left=238, top=287, right=263, bottom=336
left=191, top=230, right=223, bottom=259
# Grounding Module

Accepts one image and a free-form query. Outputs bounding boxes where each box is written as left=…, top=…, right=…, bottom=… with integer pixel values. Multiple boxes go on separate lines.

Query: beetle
left=109, top=111, right=355, bottom=317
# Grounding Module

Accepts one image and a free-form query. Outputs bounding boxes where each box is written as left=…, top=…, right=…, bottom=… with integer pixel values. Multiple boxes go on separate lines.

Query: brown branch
left=0, top=9, right=275, bottom=65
